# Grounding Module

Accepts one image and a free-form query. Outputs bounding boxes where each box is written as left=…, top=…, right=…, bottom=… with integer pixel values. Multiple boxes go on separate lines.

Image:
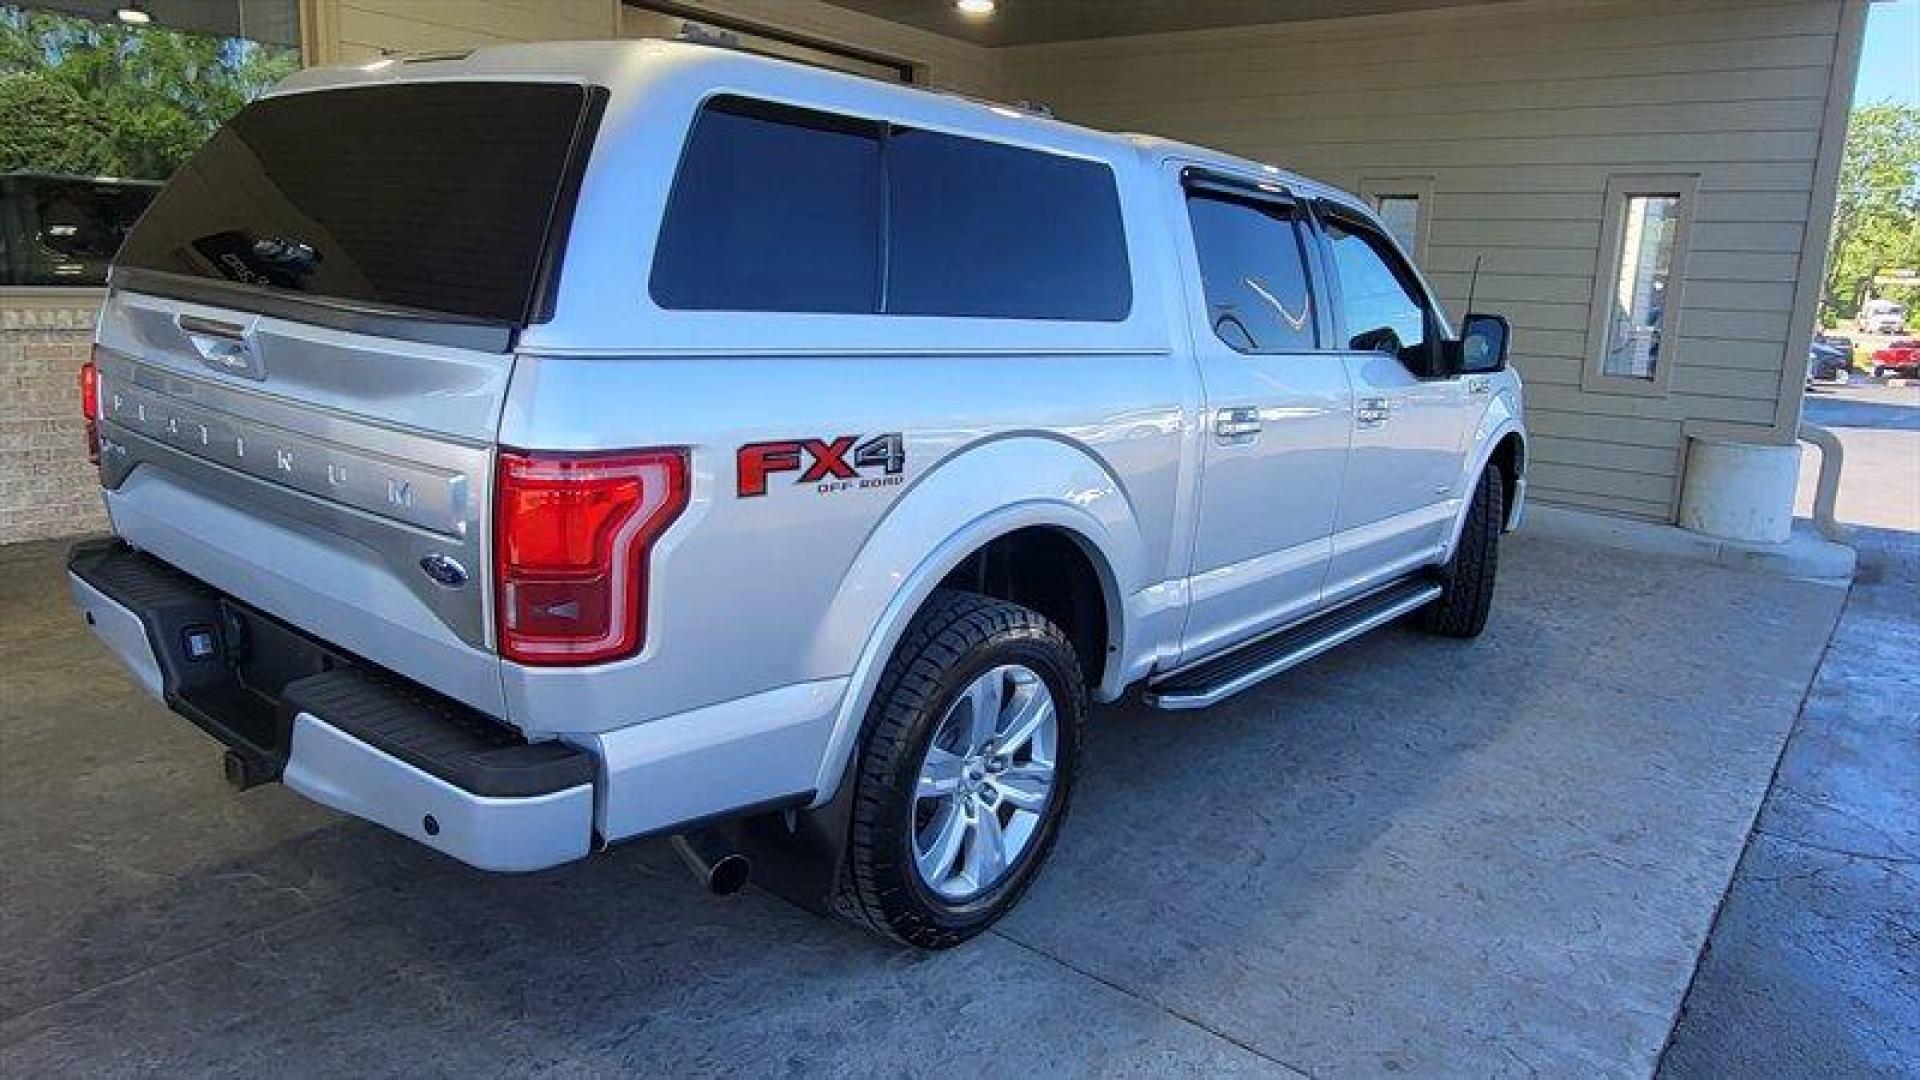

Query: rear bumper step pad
left=67, top=538, right=594, bottom=871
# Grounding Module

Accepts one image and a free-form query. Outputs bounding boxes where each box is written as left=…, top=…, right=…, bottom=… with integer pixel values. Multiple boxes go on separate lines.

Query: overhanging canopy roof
left=824, top=0, right=1519, bottom=46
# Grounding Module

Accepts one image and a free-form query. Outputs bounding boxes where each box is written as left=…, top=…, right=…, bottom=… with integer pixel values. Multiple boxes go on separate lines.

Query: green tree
left=1823, top=104, right=1920, bottom=320
left=0, top=72, right=117, bottom=174
left=0, top=6, right=300, bottom=180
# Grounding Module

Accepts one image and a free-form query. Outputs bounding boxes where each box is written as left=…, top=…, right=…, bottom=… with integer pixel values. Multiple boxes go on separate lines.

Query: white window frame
left=1358, top=175, right=1435, bottom=266
left=1583, top=173, right=1700, bottom=398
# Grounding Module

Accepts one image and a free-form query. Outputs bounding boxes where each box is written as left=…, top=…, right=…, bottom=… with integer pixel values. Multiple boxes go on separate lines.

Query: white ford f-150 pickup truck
left=68, top=39, right=1525, bottom=948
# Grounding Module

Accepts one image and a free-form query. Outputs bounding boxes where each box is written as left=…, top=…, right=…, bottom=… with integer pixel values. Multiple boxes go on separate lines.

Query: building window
left=0, top=4, right=302, bottom=289
left=1358, top=176, right=1434, bottom=265
left=1585, top=174, right=1698, bottom=396
left=1375, top=197, right=1421, bottom=257
left=1601, top=196, right=1681, bottom=379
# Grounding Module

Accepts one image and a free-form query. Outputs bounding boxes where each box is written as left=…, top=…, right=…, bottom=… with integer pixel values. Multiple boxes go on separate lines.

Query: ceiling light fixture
left=115, top=2, right=151, bottom=25
left=956, top=0, right=996, bottom=17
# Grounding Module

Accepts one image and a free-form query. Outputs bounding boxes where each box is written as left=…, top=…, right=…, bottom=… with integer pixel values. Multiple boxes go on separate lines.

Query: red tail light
left=495, top=447, right=689, bottom=666
left=80, top=349, right=101, bottom=465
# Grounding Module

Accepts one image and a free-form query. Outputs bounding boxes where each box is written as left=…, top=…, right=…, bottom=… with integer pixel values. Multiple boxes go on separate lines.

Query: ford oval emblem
left=418, top=553, right=468, bottom=588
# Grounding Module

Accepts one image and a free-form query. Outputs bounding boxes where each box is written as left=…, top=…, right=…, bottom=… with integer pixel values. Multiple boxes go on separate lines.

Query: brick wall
left=1, top=297, right=106, bottom=544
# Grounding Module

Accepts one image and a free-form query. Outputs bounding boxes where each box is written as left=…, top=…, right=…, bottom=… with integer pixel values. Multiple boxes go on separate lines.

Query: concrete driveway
left=0, top=524, right=1847, bottom=1076
left=1660, top=384, right=1920, bottom=1076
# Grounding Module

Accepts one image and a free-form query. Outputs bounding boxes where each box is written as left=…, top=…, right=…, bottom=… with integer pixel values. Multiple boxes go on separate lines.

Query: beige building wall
left=617, top=0, right=1000, bottom=95
left=302, top=0, right=621, bottom=63
left=303, top=0, right=998, bottom=94
left=1000, top=0, right=1865, bottom=521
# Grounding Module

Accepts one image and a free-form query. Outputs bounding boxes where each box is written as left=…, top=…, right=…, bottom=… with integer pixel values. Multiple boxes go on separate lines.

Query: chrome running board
left=1145, top=577, right=1442, bottom=711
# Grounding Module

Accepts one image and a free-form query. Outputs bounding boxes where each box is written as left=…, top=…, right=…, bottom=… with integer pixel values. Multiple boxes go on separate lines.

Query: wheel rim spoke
left=916, top=747, right=965, bottom=800
left=916, top=801, right=967, bottom=883
left=964, top=670, right=1006, bottom=753
left=997, top=686, right=1053, bottom=756
left=965, top=802, right=1008, bottom=888
left=993, top=764, right=1052, bottom=812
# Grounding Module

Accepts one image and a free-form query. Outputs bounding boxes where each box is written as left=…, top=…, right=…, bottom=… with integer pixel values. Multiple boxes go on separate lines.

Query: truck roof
left=273, top=38, right=1366, bottom=215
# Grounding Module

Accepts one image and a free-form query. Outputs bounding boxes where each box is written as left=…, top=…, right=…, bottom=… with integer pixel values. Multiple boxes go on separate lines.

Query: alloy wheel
left=910, top=664, right=1058, bottom=901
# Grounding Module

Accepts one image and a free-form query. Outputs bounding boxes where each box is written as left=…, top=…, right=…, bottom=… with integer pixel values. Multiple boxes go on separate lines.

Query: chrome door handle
left=1356, top=397, right=1391, bottom=428
left=1468, top=377, right=1492, bottom=395
left=1214, top=407, right=1262, bottom=442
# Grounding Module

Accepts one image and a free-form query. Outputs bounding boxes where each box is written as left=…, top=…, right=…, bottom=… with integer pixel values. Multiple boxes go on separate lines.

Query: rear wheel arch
left=935, top=525, right=1114, bottom=692
left=807, top=438, right=1147, bottom=804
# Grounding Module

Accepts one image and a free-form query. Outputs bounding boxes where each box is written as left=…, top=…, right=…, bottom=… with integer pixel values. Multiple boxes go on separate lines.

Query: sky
left=1856, top=0, right=1920, bottom=106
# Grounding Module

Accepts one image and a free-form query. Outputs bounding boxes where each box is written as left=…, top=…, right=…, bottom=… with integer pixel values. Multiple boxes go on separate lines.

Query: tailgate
left=90, top=78, right=606, bottom=718
left=94, top=291, right=510, bottom=713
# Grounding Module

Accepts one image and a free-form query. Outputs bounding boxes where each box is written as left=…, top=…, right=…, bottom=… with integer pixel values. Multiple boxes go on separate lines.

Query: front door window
left=1324, top=218, right=1431, bottom=361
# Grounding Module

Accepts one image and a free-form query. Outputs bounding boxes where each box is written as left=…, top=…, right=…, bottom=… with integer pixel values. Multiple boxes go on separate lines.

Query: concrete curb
left=1522, top=505, right=1857, bottom=583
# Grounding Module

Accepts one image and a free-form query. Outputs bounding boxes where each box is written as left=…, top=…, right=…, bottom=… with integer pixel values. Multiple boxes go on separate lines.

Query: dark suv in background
left=0, top=172, right=160, bottom=287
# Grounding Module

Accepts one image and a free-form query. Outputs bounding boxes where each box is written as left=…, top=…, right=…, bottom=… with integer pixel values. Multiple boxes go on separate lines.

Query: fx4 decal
left=737, top=434, right=906, bottom=497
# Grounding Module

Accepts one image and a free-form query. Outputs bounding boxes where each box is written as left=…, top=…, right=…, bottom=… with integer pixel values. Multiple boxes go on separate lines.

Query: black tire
left=841, top=589, right=1086, bottom=949
left=1421, top=465, right=1503, bottom=639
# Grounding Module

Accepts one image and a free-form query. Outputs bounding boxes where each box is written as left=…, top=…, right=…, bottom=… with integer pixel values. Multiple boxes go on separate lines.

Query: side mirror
left=1453, top=313, right=1511, bottom=374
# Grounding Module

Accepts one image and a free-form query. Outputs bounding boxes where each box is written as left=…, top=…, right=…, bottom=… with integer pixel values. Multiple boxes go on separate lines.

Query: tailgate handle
left=176, top=314, right=248, bottom=341
left=175, top=313, right=263, bottom=379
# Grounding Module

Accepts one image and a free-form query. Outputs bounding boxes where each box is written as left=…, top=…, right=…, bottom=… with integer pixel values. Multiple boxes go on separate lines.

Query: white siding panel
left=1673, top=366, right=1789, bottom=400
left=1429, top=220, right=1602, bottom=249
left=1679, top=338, right=1801, bottom=370
left=1531, top=437, right=1682, bottom=477
left=1526, top=409, right=1684, bottom=450
left=1687, top=251, right=1806, bottom=283
left=1424, top=246, right=1599, bottom=277
left=1685, top=281, right=1802, bottom=313
left=1690, top=221, right=1811, bottom=253
left=1681, top=310, right=1796, bottom=342
left=1425, top=273, right=1598, bottom=306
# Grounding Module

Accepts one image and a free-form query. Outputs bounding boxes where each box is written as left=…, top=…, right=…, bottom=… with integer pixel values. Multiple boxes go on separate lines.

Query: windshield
left=116, top=81, right=601, bottom=325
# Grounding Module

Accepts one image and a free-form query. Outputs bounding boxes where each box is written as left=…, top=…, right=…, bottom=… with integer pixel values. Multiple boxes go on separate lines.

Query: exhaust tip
left=706, top=852, right=752, bottom=896
left=671, top=830, right=752, bottom=896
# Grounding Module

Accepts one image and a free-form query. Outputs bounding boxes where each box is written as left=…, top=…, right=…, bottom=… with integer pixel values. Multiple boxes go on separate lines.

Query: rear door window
left=116, top=82, right=601, bottom=325
left=651, top=95, right=1131, bottom=321
left=1185, top=191, right=1318, bottom=352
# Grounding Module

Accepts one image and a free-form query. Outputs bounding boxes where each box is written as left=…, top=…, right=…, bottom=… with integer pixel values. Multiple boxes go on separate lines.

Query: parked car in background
left=0, top=172, right=160, bottom=287
left=1856, top=299, right=1908, bottom=335
left=1807, top=341, right=1851, bottom=384
left=1869, top=339, right=1920, bottom=379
